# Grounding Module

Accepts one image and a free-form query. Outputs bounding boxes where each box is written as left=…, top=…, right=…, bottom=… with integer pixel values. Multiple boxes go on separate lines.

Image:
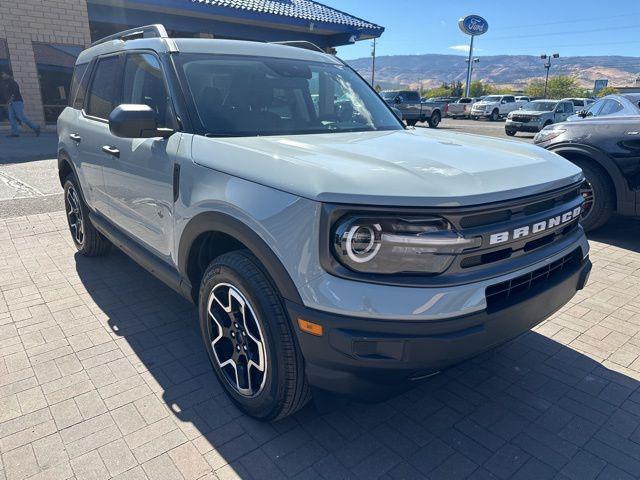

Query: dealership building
left=0, top=0, right=383, bottom=129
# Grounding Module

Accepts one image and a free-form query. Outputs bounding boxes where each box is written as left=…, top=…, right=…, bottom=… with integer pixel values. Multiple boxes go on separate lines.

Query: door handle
left=69, top=133, right=81, bottom=142
left=101, top=145, right=120, bottom=158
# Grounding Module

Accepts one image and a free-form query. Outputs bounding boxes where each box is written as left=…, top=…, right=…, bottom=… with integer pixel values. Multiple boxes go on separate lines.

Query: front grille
left=485, top=248, right=582, bottom=310
left=511, top=115, right=534, bottom=123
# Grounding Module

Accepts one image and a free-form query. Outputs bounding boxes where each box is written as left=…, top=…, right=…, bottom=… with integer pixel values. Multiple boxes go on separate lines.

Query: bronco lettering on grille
left=489, top=206, right=581, bottom=245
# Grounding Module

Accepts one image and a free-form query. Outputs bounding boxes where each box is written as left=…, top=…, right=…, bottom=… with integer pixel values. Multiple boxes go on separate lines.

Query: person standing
left=0, top=70, right=40, bottom=137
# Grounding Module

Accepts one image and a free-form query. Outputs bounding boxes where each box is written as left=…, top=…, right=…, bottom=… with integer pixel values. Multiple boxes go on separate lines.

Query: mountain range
left=345, top=54, right=640, bottom=91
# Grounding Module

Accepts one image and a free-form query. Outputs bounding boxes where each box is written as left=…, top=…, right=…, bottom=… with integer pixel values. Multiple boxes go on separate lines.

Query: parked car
left=534, top=113, right=640, bottom=231
left=471, top=95, right=520, bottom=121
left=562, top=97, right=595, bottom=113
left=447, top=97, right=480, bottom=118
left=567, top=94, right=640, bottom=121
left=505, top=99, right=574, bottom=136
left=58, top=25, right=591, bottom=420
left=380, top=90, right=443, bottom=127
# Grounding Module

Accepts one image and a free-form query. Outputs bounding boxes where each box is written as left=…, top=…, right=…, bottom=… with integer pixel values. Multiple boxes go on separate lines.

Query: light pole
left=541, top=53, right=559, bottom=98
left=371, top=38, right=376, bottom=86
left=465, top=57, right=479, bottom=95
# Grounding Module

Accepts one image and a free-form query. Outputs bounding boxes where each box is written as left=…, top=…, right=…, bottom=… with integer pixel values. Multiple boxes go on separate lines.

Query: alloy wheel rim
left=579, top=179, right=595, bottom=222
left=207, top=283, right=267, bottom=397
left=66, top=186, right=84, bottom=246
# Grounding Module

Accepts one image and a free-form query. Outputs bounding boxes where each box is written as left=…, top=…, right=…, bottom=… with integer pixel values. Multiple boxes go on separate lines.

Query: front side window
left=586, top=99, right=605, bottom=116
left=86, top=56, right=120, bottom=119
left=122, top=53, right=173, bottom=128
left=178, top=54, right=402, bottom=137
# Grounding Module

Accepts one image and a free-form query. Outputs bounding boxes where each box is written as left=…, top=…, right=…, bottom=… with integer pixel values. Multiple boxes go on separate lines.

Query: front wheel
left=405, top=119, right=418, bottom=127
left=505, top=129, right=516, bottom=136
left=573, top=160, right=615, bottom=232
left=428, top=111, right=441, bottom=128
left=490, top=109, right=499, bottom=121
left=199, top=250, right=310, bottom=420
left=63, top=175, right=111, bottom=256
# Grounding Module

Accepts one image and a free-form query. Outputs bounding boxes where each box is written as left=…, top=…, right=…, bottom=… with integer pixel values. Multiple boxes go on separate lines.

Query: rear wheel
left=428, top=111, right=441, bottom=128
left=63, top=175, right=111, bottom=256
left=572, top=160, right=615, bottom=231
left=199, top=250, right=310, bottom=420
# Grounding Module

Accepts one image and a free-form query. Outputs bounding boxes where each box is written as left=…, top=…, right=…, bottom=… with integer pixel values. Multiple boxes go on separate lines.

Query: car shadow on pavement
left=74, top=248, right=640, bottom=479
left=589, top=216, right=640, bottom=254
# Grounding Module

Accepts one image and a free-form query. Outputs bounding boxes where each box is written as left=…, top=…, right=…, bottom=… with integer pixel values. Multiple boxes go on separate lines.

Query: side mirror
left=109, top=104, right=173, bottom=139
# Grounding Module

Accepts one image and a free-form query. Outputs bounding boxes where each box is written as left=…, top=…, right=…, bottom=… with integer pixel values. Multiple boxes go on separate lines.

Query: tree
left=451, top=81, right=464, bottom=97
left=525, top=76, right=586, bottom=99
left=468, top=80, right=494, bottom=97
left=374, top=84, right=382, bottom=92
left=596, top=86, right=618, bottom=97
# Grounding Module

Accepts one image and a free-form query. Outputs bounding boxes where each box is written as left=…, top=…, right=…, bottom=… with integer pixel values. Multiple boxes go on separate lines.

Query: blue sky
left=322, top=0, right=640, bottom=61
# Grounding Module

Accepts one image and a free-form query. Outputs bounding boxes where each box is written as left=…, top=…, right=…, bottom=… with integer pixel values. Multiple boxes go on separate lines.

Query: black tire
left=198, top=250, right=310, bottom=420
left=428, top=111, right=441, bottom=128
left=63, top=175, right=111, bottom=257
left=505, top=129, right=516, bottom=136
left=571, top=159, right=615, bottom=232
left=490, top=109, right=499, bottom=121
left=471, top=116, right=478, bottom=121
left=405, top=119, right=417, bottom=127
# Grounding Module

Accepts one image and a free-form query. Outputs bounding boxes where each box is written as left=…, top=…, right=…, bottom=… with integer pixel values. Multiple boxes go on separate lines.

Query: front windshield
left=482, top=96, right=501, bottom=102
left=523, top=101, right=557, bottom=111
left=178, top=54, right=403, bottom=136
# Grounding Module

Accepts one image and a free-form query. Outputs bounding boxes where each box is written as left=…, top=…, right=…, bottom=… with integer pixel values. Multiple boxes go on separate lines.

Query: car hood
left=473, top=102, right=497, bottom=107
left=512, top=110, right=549, bottom=116
left=191, top=128, right=582, bottom=207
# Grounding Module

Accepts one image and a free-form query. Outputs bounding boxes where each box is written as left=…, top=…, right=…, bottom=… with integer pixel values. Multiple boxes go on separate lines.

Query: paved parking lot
left=2, top=129, right=640, bottom=480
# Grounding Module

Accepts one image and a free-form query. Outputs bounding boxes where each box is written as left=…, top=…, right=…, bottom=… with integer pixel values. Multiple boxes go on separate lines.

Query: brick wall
left=0, top=0, right=91, bottom=128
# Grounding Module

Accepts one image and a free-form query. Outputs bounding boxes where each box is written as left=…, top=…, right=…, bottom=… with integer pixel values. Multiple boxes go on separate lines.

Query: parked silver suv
left=58, top=25, right=591, bottom=420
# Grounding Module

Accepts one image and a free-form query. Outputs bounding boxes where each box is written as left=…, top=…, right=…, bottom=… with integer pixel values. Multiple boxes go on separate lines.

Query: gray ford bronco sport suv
left=58, top=25, right=592, bottom=420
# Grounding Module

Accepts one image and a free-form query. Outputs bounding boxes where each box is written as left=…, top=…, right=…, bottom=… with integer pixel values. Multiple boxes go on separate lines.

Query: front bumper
left=288, top=252, right=591, bottom=399
left=506, top=120, right=543, bottom=132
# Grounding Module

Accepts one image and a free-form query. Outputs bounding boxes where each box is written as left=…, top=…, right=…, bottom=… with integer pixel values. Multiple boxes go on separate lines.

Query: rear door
left=75, top=54, right=122, bottom=213
left=101, top=51, right=179, bottom=260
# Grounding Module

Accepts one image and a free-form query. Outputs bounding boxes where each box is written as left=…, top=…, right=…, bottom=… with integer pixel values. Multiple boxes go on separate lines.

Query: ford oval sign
left=458, top=15, right=489, bottom=36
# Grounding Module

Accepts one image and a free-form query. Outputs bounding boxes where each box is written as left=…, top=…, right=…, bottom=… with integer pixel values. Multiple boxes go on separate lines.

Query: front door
left=102, top=52, right=179, bottom=260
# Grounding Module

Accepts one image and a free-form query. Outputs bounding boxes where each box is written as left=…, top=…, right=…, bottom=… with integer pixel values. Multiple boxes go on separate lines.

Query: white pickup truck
left=471, top=95, right=521, bottom=121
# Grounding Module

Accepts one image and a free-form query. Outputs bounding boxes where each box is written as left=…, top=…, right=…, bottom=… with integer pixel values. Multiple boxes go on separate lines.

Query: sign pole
left=465, top=35, right=474, bottom=97
left=458, top=15, right=488, bottom=98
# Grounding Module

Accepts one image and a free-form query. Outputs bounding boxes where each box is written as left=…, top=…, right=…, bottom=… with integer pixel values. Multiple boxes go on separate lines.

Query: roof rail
left=90, top=24, right=169, bottom=48
left=272, top=41, right=325, bottom=53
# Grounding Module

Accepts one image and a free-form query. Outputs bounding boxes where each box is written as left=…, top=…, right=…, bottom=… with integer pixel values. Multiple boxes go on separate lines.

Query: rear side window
left=405, top=91, right=420, bottom=102
left=70, top=63, right=89, bottom=109
left=86, top=56, right=120, bottom=119
left=122, top=53, right=173, bottom=128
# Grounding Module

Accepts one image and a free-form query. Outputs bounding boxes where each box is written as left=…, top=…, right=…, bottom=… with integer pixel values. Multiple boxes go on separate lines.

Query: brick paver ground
left=1, top=212, right=640, bottom=480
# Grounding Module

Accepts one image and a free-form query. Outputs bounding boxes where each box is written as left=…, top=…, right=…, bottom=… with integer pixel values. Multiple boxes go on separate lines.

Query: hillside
left=345, top=54, right=640, bottom=90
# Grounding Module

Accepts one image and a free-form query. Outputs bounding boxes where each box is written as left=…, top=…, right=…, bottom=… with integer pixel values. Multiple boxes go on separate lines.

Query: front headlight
left=331, top=215, right=480, bottom=274
left=534, top=127, right=566, bottom=144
